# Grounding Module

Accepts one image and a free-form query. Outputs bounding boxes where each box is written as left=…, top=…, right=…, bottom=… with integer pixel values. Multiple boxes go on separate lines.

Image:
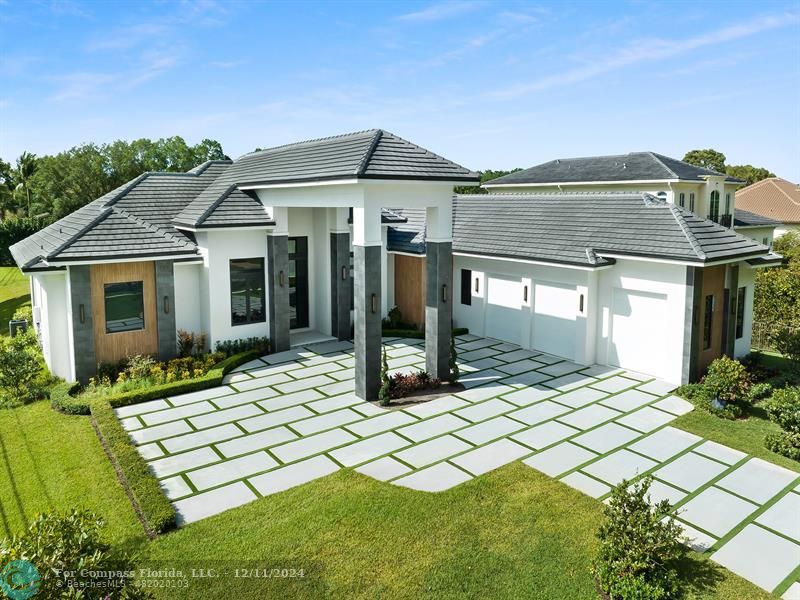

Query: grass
left=0, top=400, right=144, bottom=546
left=136, top=465, right=771, bottom=600
left=0, top=266, right=30, bottom=337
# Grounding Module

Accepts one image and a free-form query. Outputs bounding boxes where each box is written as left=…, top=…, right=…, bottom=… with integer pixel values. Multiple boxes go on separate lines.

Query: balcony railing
left=707, top=213, right=733, bottom=228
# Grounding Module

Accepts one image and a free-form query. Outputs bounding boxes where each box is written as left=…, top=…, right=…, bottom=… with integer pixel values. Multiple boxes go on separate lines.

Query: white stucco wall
left=596, top=259, right=688, bottom=384
left=734, top=264, right=755, bottom=359
left=776, top=223, right=800, bottom=238
left=734, top=226, right=775, bottom=249
left=196, top=229, right=269, bottom=347
left=30, top=271, right=72, bottom=381
left=173, top=262, right=203, bottom=337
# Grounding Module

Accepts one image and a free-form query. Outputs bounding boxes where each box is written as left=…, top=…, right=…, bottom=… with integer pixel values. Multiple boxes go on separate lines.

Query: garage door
left=532, top=281, right=577, bottom=360
left=609, top=288, right=669, bottom=379
left=485, top=275, right=523, bottom=345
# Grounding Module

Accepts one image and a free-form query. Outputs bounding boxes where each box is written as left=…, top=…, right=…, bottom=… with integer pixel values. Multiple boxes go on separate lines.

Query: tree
left=0, top=158, right=17, bottom=218
left=378, top=346, right=391, bottom=406
left=682, top=148, right=726, bottom=173
left=725, top=164, right=775, bottom=186
left=455, top=168, right=523, bottom=194
left=12, top=151, right=38, bottom=216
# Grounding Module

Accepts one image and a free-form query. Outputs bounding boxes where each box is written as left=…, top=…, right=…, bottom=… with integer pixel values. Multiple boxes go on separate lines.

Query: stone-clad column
left=352, top=204, right=382, bottom=400
left=68, top=265, right=96, bottom=384
left=425, top=241, right=452, bottom=379
left=155, top=260, right=177, bottom=360
left=267, top=234, right=290, bottom=353
left=330, top=232, right=352, bottom=341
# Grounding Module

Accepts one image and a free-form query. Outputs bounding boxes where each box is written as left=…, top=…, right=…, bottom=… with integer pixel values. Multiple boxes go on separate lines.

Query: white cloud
left=397, top=1, right=482, bottom=23
left=488, top=12, right=800, bottom=100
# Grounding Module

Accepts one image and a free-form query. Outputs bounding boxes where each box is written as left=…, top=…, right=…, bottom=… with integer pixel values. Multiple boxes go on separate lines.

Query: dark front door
left=288, top=237, right=309, bottom=329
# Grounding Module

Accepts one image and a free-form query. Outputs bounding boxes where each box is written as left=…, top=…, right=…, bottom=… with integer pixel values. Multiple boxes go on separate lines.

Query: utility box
left=8, top=319, right=27, bottom=337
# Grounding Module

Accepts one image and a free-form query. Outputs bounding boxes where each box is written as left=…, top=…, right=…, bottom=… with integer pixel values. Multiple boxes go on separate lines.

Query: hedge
left=381, top=327, right=469, bottom=339
left=82, top=351, right=259, bottom=536
left=50, top=381, right=88, bottom=415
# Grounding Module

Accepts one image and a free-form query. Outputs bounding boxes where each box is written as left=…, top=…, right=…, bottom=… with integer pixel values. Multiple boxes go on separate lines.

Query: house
left=483, top=152, right=780, bottom=246
left=734, top=177, right=800, bottom=238
left=10, top=131, right=780, bottom=397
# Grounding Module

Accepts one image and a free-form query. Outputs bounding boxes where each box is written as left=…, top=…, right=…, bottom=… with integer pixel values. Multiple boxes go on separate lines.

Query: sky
left=1, top=0, right=799, bottom=180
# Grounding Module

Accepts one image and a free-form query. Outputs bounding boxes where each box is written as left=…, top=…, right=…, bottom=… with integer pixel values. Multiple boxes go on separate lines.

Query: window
left=689, top=192, right=695, bottom=212
left=678, top=192, right=685, bottom=208
left=703, top=294, right=714, bottom=350
left=460, top=269, right=472, bottom=305
left=104, top=281, right=144, bottom=333
left=709, top=190, right=720, bottom=220
left=725, top=193, right=731, bottom=215
left=735, top=287, right=746, bottom=339
left=230, top=258, right=265, bottom=325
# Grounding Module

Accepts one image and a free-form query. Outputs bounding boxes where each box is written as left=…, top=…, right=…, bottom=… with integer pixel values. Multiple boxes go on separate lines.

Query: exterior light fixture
left=442, top=284, right=448, bottom=303
left=79, top=304, right=85, bottom=324
left=279, top=270, right=285, bottom=287
left=579, top=294, right=584, bottom=313
left=371, top=294, right=377, bottom=314
left=474, top=277, right=479, bottom=293
left=523, top=285, right=528, bottom=303
left=341, top=266, right=347, bottom=280
left=164, top=295, right=170, bottom=314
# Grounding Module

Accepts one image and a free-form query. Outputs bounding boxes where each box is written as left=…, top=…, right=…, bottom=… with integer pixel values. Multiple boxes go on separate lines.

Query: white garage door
left=532, top=281, right=577, bottom=360
left=485, top=275, right=523, bottom=345
left=609, top=288, right=669, bottom=379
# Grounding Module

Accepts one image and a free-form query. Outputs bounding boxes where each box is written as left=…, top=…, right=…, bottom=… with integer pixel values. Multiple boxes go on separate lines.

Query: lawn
left=0, top=266, right=30, bottom=336
left=136, top=465, right=771, bottom=600
left=0, top=400, right=144, bottom=547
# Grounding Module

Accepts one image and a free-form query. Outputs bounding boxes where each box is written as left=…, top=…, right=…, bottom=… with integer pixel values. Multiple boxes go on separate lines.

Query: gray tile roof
left=451, top=192, right=767, bottom=266
left=174, top=129, right=478, bottom=228
left=484, top=152, right=744, bottom=186
left=733, top=208, right=780, bottom=228
left=386, top=208, right=426, bottom=254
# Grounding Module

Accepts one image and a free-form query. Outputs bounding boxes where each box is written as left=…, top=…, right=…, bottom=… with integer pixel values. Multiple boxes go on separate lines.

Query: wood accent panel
left=393, top=255, right=426, bottom=328
left=697, top=264, right=726, bottom=373
left=90, top=261, right=158, bottom=365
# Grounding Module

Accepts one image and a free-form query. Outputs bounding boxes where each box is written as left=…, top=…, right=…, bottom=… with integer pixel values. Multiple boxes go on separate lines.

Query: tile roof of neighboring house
left=173, top=129, right=479, bottom=228
left=484, top=152, right=744, bottom=187
left=387, top=192, right=770, bottom=267
left=733, top=208, right=780, bottom=228
left=734, top=178, right=800, bottom=224
left=386, top=208, right=427, bottom=254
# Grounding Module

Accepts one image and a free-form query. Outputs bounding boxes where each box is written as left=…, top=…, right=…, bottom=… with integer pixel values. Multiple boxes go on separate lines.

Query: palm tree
left=13, top=151, right=37, bottom=216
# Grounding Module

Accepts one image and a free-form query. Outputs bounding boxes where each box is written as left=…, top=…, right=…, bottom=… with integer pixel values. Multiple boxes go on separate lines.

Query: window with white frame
left=689, top=192, right=695, bottom=212
left=678, top=192, right=685, bottom=208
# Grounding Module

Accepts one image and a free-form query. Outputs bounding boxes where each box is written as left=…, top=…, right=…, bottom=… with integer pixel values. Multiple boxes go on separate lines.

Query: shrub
left=384, top=306, right=403, bottom=329
left=448, top=331, right=459, bottom=384
left=771, top=327, right=800, bottom=369
left=764, top=387, right=800, bottom=433
left=378, top=346, right=391, bottom=406
left=765, top=431, right=800, bottom=461
left=215, top=336, right=270, bottom=357
left=592, top=476, right=686, bottom=600
left=703, top=356, right=750, bottom=403
left=389, top=371, right=441, bottom=399
left=0, top=509, right=150, bottom=599
left=12, top=305, right=33, bottom=323
left=0, top=331, right=46, bottom=408
left=747, top=382, right=774, bottom=402
left=49, top=381, right=88, bottom=415
left=177, top=329, right=208, bottom=357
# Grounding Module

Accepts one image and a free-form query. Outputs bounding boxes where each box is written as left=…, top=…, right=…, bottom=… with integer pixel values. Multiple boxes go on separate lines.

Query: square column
left=425, top=241, right=452, bottom=379
left=267, top=234, right=290, bottom=352
left=353, top=204, right=383, bottom=400
left=330, top=232, right=352, bottom=340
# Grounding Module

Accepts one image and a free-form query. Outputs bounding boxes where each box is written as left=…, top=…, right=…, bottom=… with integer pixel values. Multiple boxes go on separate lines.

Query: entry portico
left=243, top=180, right=460, bottom=399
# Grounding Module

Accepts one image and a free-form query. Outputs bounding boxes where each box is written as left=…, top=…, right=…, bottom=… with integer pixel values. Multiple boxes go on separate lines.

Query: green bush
left=0, top=330, right=47, bottom=408
left=91, top=401, right=176, bottom=535
left=765, top=431, right=800, bottom=461
left=215, top=336, right=270, bottom=357
left=747, top=382, right=774, bottom=402
left=49, top=381, right=87, bottom=415
left=12, top=305, right=33, bottom=323
left=378, top=346, right=391, bottom=406
left=675, top=382, right=744, bottom=418
left=381, top=327, right=469, bottom=339
left=0, top=217, right=46, bottom=265
left=0, top=509, right=150, bottom=599
left=448, top=331, right=459, bottom=385
left=592, top=476, right=686, bottom=600
left=771, top=327, right=800, bottom=369
left=764, top=387, right=800, bottom=433
left=703, top=356, right=750, bottom=403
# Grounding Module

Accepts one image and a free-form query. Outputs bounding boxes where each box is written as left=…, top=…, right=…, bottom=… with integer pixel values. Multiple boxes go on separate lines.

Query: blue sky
left=1, top=0, right=799, bottom=179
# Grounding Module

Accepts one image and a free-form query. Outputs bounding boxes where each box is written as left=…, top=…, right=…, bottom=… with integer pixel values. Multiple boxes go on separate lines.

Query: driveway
left=117, top=335, right=800, bottom=597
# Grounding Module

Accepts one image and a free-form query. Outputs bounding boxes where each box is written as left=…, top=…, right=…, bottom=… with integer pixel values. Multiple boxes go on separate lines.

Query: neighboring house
left=735, top=177, right=800, bottom=238
left=10, top=132, right=779, bottom=396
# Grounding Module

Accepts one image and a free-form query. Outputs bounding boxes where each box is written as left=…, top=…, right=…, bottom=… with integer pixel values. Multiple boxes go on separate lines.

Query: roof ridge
left=770, top=178, right=800, bottom=206
left=648, top=151, right=679, bottom=179
left=117, top=208, right=186, bottom=244
left=356, top=129, right=383, bottom=176
left=243, top=129, right=379, bottom=158
left=45, top=206, right=114, bottom=260
left=669, top=204, right=706, bottom=260
left=187, top=159, right=233, bottom=175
